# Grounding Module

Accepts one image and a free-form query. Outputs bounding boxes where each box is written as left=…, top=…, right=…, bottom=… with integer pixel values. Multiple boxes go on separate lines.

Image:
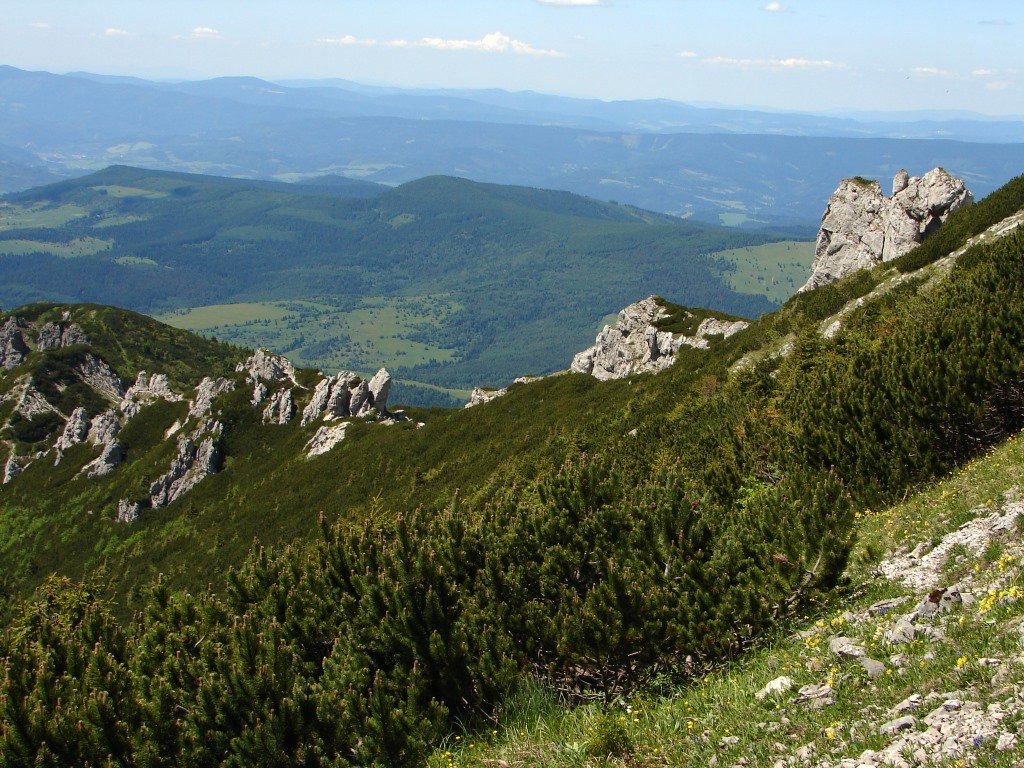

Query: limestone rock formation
left=367, top=368, right=392, bottom=416
left=801, top=168, right=972, bottom=292
left=121, top=372, right=180, bottom=418
left=465, top=387, right=507, bottom=408
left=37, top=322, right=88, bottom=351
left=306, top=423, right=349, bottom=457
left=55, top=407, right=90, bottom=453
left=87, top=410, right=121, bottom=446
left=300, top=368, right=392, bottom=424
left=84, top=441, right=125, bottom=478
left=188, top=376, right=235, bottom=420
left=237, top=348, right=296, bottom=385
left=0, top=317, right=29, bottom=370
left=3, top=454, right=23, bottom=484
left=116, top=499, right=141, bottom=524
left=571, top=297, right=748, bottom=380
left=149, top=422, right=222, bottom=508
left=262, top=388, right=294, bottom=425
left=77, top=355, right=125, bottom=402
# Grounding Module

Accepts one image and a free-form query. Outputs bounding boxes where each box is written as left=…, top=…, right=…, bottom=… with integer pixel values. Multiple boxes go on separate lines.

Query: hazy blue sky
left=3, top=1, right=1022, bottom=115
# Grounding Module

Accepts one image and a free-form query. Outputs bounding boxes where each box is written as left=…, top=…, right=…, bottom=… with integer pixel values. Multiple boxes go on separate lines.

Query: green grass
left=158, top=295, right=462, bottom=375
left=0, top=237, right=112, bottom=257
left=0, top=202, right=87, bottom=230
left=430, top=433, right=1024, bottom=767
left=717, top=240, right=816, bottom=304
left=89, top=185, right=169, bottom=199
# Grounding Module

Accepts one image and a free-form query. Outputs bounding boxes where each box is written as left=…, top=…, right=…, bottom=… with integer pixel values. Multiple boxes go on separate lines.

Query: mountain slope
left=1, top=173, right=1023, bottom=767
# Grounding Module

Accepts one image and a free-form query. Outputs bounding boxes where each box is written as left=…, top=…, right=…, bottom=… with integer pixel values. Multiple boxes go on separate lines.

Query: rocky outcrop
left=77, top=355, right=125, bottom=402
left=306, top=423, right=350, bottom=457
left=55, top=406, right=90, bottom=453
left=84, top=440, right=125, bottom=478
left=465, top=387, right=507, bottom=408
left=801, top=168, right=972, bottom=292
left=116, top=499, right=141, bottom=524
left=237, top=348, right=296, bottom=385
left=149, top=422, right=222, bottom=508
left=571, top=297, right=748, bottom=380
left=3, top=454, right=23, bottom=484
left=121, top=372, right=180, bottom=419
left=300, top=368, right=392, bottom=424
left=0, top=317, right=29, bottom=370
left=87, top=410, right=121, bottom=446
left=262, top=388, right=294, bottom=424
left=188, top=376, right=234, bottom=420
left=37, top=322, right=88, bottom=351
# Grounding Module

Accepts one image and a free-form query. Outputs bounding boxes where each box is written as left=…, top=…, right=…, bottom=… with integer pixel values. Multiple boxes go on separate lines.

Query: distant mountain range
left=2, top=66, right=1023, bottom=225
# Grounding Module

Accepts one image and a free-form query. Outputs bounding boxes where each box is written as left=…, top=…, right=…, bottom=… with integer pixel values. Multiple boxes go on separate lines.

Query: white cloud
left=762, top=2, right=788, bottom=11
left=320, top=31, right=565, bottom=58
left=986, top=80, right=1012, bottom=91
left=971, top=68, right=994, bottom=77
left=29, top=21, right=50, bottom=29
left=104, top=28, right=130, bottom=37
left=677, top=50, right=698, bottom=58
left=536, top=0, right=604, bottom=5
left=702, top=55, right=840, bottom=69
left=190, top=26, right=222, bottom=40
left=911, top=66, right=952, bottom=76
left=979, top=18, right=1014, bottom=26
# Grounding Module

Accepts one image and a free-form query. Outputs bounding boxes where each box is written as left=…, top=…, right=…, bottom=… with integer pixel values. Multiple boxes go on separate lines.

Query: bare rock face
left=367, top=368, right=392, bottom=416
left=121, top=372, right=180, bottom=419
left=87, top=410, right=121, bottom=446
left=300, top=368, right=392, bottom=423
left=77, top=355, right=125, bottom=402
left=149, top=422, right=222, bottom=508
left=55, top=406, right=90, bottom=453
left=801, top=168, right=972, bottom=292
left=306, top=423, right=349, bottom=457
left=3, top=454, right=23, bottom=484
left=37, top=322, right=88, bottom=351
left=116, top=499, right=141, bottom=524
left=237, top=348, right=296, bottom=385
left=465, top=387, right=508, bottom=408
left=0, top=316, right=29, bottom=370
left=571, top=297, right=748, bottom=380
left=262, top=388, right=294, bottom=425
left=84, top=441, right=125, bottom=478
left=188, top=376, right=235, bottom=420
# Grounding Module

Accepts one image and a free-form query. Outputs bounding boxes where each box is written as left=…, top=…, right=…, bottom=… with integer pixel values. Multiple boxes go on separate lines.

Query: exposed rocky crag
left=121, top=372, right=180, bottom=418
left=571, top=296, right=748, bottom=380
left=77, top=354, right=125, bottom=402
left=237, top=348, right=296, bottom=386
left=301, top=367, right=392, bottom=424
left=306, top=423, right=350, bottom=458
left=465, top=387, right=507, bottom=408
left=801, top=168, right=972, bottom=292
left=149, top=421, right=223, bottom=508
left=0, top=317, right=29, bottom=370
left=36, top=322, right=88, bottom=351
left=188, top=376, right=235, bottom=420
left=262, top=388, right=294, bottom=425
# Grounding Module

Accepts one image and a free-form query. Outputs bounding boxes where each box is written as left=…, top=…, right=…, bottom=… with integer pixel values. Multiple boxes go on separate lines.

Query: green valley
left=0, top=165, right=790, bottom=404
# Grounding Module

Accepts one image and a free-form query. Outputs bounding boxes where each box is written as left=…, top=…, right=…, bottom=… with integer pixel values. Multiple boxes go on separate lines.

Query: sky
left=2, top=1, right=1022, bottom=116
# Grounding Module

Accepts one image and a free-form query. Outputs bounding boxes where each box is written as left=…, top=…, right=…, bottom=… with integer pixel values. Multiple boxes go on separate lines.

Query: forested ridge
left=1, top=175, right=1024, bottom=766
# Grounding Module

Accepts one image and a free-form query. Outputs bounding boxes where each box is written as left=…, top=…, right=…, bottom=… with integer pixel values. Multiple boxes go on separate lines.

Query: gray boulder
left=367, top=368, right=391, bottom=415
left=87, top=410, right=121, bottom=446
left=55, top=407, right=90, bottom=453
left=76, top=355, right=125, bottom=402
left=189, top=376, right=235, bottom=420
left=84, top=441, right=125, bottom=478
left=262, top=388, right=295, bottom=424
left=37, top=322, right=88, bottom=350
left=115, top=499, right=142, bottom=524
left=3, top=454, right=23, bottom=484
left=236, top=348, right=296, bottom=384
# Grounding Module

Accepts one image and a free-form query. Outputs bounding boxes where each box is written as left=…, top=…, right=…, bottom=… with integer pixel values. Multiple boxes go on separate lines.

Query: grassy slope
left=431, top=433, right=1024, bottom=767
